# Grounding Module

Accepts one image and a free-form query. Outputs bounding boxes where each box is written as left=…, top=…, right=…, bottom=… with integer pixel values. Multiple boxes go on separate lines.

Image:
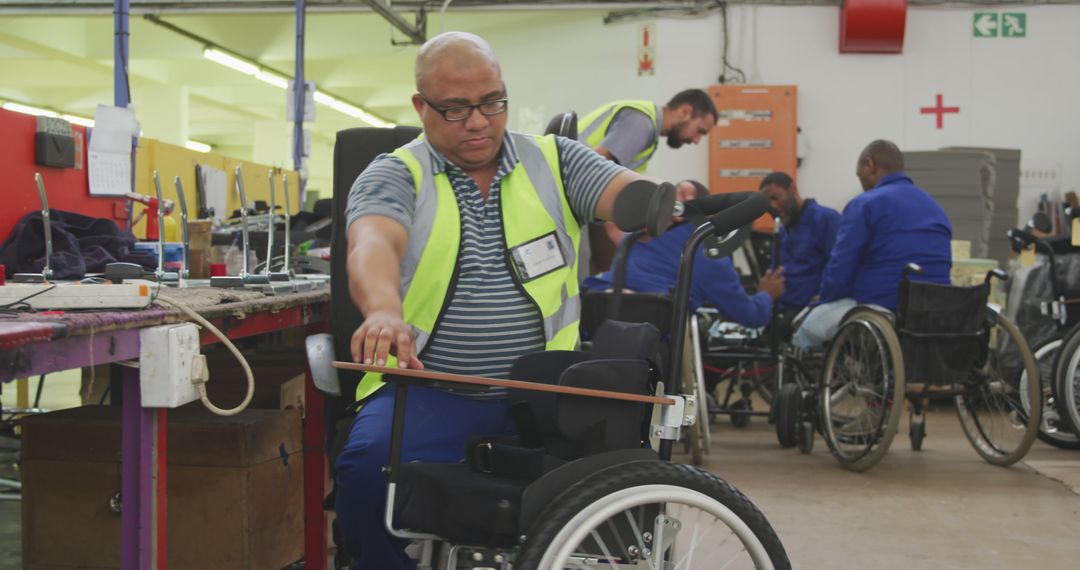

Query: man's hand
left=758, top=267, right=785, bottom=300
left=350, top=310, right=424, bottom=370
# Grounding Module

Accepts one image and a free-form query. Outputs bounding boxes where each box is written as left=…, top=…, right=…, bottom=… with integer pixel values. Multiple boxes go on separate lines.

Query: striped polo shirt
left=345, top=132, right=624, bottom=396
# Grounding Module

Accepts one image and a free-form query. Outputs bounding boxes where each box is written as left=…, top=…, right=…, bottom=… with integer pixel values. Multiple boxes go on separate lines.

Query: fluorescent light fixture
left=3, top=101, right=60, bottom=118
left=313, top=90, right=336, bottom=106
left=313, top=90, right=394, bottom=128
left=185, top=140, right=212, bottom=153
left=63, top=114, right=95, bottom=127
left=255, top=70, right=288, bottom=89
left=203, top=47, right=259, bottom=75
left=203, top=45, right=396, bottom=128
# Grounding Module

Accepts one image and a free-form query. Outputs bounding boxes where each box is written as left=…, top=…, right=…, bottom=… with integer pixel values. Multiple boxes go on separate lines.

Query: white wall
left=481, top=5, right=1080, bottom=222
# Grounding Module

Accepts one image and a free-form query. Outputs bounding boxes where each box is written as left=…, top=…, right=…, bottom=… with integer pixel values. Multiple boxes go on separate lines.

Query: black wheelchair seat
left=395, top=449, right=659, bottom=546
left=897, top=279, right=990, bottom=384
left=392, top=320, right=662, bottom=545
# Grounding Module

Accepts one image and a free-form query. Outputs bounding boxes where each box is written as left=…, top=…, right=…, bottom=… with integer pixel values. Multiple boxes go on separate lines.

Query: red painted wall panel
left=0, top=108, right=125, bottom=242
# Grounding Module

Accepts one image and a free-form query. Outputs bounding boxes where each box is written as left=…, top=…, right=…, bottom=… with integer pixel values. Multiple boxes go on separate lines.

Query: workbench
left=0, top=285, right=332, bottom=569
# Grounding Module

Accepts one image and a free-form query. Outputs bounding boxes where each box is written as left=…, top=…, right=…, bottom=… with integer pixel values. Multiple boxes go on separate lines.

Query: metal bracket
left=365, top=1, right=426, bottom=45
left=652, top=394, right=689, bottom=441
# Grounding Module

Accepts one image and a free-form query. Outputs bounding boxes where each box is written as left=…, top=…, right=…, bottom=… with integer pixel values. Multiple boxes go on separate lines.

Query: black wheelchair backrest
left=331, top=126, right=423, bottom=398
left=897, top=279, right=990, bottom=384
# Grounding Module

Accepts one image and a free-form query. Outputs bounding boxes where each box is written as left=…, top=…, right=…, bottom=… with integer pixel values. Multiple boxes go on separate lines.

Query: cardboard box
left=22, top=406, right=303, bottom=570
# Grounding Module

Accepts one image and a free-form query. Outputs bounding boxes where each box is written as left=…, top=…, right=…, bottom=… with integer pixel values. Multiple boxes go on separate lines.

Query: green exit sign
left=974, top=13, right=998, bottom=37
left=1002, top=13, right=1026, bottom=37
left=974, top=12, right=1027, bottom=38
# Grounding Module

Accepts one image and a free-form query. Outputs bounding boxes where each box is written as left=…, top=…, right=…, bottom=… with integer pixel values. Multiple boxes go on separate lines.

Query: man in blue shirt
left=793, top=140, right=952, bottom=348
left=583, top=180, right=785, bottom=328
left=759, top=172, right=841, bottom=313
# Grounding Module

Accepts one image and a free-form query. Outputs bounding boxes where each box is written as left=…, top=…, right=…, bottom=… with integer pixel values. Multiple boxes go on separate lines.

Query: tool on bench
left=265, top=171, right=289, bottom=282
left=13, top=173, right=54, bottom=283
left=212, top=165, right=269, bottom=288
left=151, top=171, right=181, bottom=284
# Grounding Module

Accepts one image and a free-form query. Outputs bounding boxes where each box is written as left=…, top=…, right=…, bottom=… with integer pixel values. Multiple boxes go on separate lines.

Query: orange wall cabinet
left=708, top=85, right=798, bottom=231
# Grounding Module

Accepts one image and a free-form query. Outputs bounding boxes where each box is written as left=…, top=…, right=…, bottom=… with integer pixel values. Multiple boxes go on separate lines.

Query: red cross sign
left=920, top=94, right=960, bottom=129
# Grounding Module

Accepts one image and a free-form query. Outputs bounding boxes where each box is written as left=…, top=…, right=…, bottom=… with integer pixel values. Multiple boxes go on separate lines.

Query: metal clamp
left=14, top=173, right=53, bottom=282
left=652, top=394, right=688, bottom=441
left=212, top=165, right=269, bottom=288
left=173, top=175, right=190, bottom=279
left=266, top=171, right=289, bottom=282
left=152, top=171, right=180, bottom=285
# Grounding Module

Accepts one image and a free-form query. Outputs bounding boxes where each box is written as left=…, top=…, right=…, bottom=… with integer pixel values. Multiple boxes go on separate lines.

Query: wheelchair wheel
left=1053, top=327, right=1080, bottom=443
left=955, top=310, right=1040, bottom=466
left=1023, top=339, right=1080, bottom=449
left=820, top=309, right=904, bottom=472
left=774, top=383, right=801, bottom=448
left=730, top=398, right=752, bottom=428
left=515, top=461, right=790, bottom=570
left=909, top=413, right=926, bottom=451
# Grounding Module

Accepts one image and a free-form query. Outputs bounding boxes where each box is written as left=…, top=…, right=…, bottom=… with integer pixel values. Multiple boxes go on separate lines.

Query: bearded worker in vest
left=577, top=89, right=718, bottom=274
left=336, top=32, right=669, bottom=569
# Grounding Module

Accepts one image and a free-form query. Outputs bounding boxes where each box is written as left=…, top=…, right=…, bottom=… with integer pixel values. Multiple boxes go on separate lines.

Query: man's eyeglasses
left=418, top=93, right=509, bottom=122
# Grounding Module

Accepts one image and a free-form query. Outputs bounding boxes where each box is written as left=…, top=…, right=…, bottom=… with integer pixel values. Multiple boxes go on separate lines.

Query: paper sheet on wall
left=198, top=164, right=228, bottom=223
left=87, top=105, right=140, bottom=196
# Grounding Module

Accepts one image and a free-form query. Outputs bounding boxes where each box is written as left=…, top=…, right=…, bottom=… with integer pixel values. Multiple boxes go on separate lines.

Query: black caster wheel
left=910, top=414, right=926, bottom=451
left=775, top=383, right=801, bottom=448
left=730, top=398, right=751, bottom=428
left=797, top=420, right=815, bottom=455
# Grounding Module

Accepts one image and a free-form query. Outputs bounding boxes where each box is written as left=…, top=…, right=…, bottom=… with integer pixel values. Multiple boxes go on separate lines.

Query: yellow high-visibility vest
left=578, top=100, right=659, bottom=173
left=354, top=132, right=583, bottom=402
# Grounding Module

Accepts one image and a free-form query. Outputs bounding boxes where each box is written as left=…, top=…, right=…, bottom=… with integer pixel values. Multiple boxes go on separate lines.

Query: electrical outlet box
left=140, top=323, right=203, bottom=408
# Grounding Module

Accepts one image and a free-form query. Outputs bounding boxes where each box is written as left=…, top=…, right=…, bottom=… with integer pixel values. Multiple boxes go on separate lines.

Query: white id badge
left=510, top=232, right=567, bottom=281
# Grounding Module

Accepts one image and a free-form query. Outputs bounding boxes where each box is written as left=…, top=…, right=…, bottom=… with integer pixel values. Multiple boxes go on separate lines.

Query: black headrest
left=589, top=320, right=661, bottom=361
left=544, top=111, right=578, bottom=139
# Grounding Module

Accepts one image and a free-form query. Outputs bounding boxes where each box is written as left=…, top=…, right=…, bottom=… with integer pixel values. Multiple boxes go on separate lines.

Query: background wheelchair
left=775, top=265, right=1041, bottom=472
left=1006, top=213, right=1080, bottom=449
left=313, top=123, right=791, bottom=569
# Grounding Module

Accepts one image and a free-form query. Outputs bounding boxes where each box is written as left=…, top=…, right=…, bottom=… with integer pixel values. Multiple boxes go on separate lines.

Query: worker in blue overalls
left=758, top=171, right=841, bottom=336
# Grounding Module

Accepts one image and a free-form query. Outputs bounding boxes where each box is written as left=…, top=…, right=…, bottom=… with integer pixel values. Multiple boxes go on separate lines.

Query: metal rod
left=292, top=0, right=306, bottom=181
left=34, top=173, right=54, bottom=280
left=173, top=176, right=190, bottom=279
left=152, top=171, right=166, bottom=281
left=266, top=170, right=276, bottom=277
left=282, top=173, right=292, bottom=275
left=235, top=165, right=251, bottom=278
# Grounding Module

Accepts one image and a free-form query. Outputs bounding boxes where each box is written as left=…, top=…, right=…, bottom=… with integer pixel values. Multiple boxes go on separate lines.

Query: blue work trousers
left=334, top=385, right=517, bottom=570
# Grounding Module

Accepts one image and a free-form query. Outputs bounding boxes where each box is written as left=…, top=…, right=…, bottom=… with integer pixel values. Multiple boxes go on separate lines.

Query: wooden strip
left=333, top=362, right=675, bottom=406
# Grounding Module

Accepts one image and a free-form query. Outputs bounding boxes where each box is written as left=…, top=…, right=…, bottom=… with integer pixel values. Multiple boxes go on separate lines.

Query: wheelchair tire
left=955, top=310, right=1040, bottom=466
left=1052, top=326, right=1080, bottom=445
left=1025, top=340, right=1080, bottom=449
left=515, top=461, right=790, bottom=570
left=819, top=309, right=904, bottom=473
left=774, top=383, right=801, bottom=448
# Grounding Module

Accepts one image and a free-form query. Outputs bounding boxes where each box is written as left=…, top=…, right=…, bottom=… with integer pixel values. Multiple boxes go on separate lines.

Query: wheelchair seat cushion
left=897, top=280, right=989, bottom=384
left=395, top=462, right=531, bottom=546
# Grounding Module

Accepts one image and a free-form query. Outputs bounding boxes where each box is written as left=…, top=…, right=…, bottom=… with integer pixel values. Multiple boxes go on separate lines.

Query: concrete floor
left=677, top=409, right=1080, bottom=570
left=0, top=373, right=1078, bottom=569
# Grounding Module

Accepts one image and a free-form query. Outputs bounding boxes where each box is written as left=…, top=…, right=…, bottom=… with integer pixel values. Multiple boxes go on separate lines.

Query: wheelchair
left=1006, top=214, right=1080, bottom=449
left=775, top=265, right=1042, bottom=472
left=312, top=123, right=791, bottom=569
